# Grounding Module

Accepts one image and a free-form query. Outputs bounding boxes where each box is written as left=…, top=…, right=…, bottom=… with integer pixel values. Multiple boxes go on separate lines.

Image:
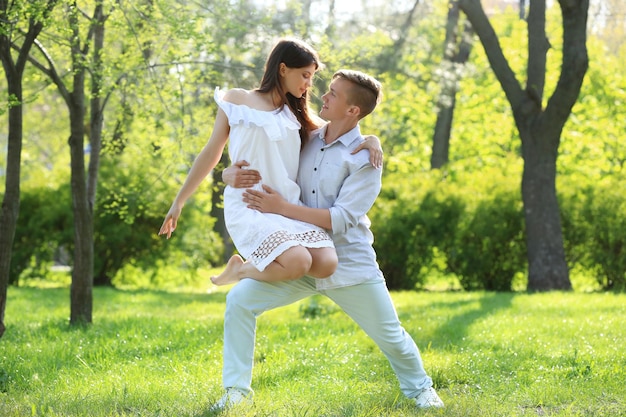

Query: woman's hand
left=159, top=203, right=183, bottom=239
left=353, top=135, right=383, bottom=168
left=243, top=184, right=285, bottom=214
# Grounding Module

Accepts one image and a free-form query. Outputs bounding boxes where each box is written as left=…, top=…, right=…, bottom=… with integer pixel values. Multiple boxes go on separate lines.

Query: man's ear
left=348, top=105, right=361, bottom=118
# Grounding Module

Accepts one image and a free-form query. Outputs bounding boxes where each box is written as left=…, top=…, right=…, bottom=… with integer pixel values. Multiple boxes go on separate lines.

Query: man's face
left=320, top=77, right=352, bottom=121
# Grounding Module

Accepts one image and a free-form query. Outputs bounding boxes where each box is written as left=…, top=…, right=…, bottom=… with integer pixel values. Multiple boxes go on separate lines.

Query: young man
left=214, top=70, right=444, bottom=411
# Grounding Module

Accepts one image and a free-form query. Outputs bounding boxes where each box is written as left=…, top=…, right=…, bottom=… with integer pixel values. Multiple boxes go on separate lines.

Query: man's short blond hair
left=333, top=69, right=382, bottom=119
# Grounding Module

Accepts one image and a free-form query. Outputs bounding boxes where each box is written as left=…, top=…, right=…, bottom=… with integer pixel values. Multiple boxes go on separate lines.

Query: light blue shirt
left=298, top=124, right=384, bottom=289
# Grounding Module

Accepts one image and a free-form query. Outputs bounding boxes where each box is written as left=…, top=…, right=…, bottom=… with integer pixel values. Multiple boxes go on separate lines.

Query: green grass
left=1, top=282, right=625, bottom=416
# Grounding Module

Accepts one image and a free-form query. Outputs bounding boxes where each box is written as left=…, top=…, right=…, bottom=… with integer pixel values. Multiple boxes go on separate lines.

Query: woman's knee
left=308, top=248, right=338, bottom=278
left=279, top=246, right=313, bottom=280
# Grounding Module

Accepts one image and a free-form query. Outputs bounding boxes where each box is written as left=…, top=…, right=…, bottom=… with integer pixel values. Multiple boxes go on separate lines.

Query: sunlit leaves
left=559, top=36, right=626, bottom=179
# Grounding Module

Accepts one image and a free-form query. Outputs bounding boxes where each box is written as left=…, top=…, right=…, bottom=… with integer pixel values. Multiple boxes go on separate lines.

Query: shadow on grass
left=2, top=286, right=227, bottom=396
left=405, top=292, right=517, bottom=389
left=94, top=286, right=228, bottom=306
left=8, top=285, right=227, bottom=314
left=429, top=292, right=516, bottom=348
left=4, top=286, right=227, bottom=351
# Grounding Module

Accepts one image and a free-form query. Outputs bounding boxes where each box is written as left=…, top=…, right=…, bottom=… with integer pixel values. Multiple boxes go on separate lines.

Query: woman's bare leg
left=211, top=246, right=313, bottom=286
left=307, top=247, right=338, bottom=278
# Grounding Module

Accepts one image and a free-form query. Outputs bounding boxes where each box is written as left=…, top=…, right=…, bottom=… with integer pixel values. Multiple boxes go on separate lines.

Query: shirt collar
left=313, top=124, right=361, bottom=147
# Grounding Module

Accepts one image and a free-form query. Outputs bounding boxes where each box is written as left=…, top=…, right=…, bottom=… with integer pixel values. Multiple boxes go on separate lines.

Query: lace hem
left=248, top=229, right=333, bottom=270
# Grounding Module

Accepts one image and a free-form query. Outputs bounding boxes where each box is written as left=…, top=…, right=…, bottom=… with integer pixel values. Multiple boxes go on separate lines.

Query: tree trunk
left=88, top=2, right=106, bottom=286
left=69, top=95, right=93, bottom=324
left=431, top=102, right=453, bottom=169
left=68, top=3, right=93, bottom=324
left=301, top=0, right=313, bottom=38
left=211, top=153, right=233, bottom=264
left=431, top=1, right=473, bottom=169
left=325, top=0, right=336, bottom=37
left=520, top=126, right=571, bottom=290
left=0, top=78, right=22, bottom=339
left=378, top=0, right=421, bottom=72
left=0, top=0, right=57, bottom=338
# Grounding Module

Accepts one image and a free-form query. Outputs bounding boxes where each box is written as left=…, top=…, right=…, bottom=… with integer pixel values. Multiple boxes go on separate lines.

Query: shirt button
left=314, top=168, right=317, bottom=171
left=312, top=190, right=316, bottom=194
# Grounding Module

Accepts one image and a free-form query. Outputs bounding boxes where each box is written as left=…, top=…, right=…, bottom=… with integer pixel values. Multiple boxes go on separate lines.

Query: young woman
left=159, top=38, right=380, bottom=286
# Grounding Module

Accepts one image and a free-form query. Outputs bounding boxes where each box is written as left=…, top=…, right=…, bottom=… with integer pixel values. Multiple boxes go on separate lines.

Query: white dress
left=215, top=88, right=334, bottom=271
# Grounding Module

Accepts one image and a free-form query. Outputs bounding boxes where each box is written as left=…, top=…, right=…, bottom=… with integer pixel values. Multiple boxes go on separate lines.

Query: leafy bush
left=11, top=185, right=73, bottom=285
left=450, top=190, right=526, bottom=291
left=94, top=159, right=224, bottom=286
left=559, top=175, right=626, bottom=291
left=10, top=161, right=223, bottom=288
left=372, top=168, right=528, bottom=291
left=373, top=167, right=623, bottom=292
left=371, top=195, right=421, bottom=290
left=372, top=173, right=464, bottom=290
left=578, top=180, right=626, bottom=290
left=559, top=178, right=594, bottom=272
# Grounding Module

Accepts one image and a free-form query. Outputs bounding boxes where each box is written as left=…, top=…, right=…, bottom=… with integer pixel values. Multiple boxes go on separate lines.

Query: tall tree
left=0, top=0, right=58, bottom=338
left=324, top=0, right=336, bottom=37
left=65, top=0, right=95, bottom=323
left=27, top=0, right=108, bottom=323
left=431, top=0, right=473, bottom=169
left=375, top=0, right=422, bottom=72
left=458, top=0, right=589, bottom=290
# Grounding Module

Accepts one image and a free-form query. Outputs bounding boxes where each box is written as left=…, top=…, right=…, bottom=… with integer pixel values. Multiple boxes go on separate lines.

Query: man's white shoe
left=414, top=387, right=444, bottom=408
left=209, top=388, right=252, bottom=411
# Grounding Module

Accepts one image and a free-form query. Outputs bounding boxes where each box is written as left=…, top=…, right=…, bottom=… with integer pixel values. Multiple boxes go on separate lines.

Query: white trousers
left=222, top=276, right=433, bottom=399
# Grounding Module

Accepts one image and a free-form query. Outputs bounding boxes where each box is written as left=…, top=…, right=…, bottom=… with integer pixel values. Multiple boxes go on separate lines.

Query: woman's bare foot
left=211, top=254, right=244, bottom=286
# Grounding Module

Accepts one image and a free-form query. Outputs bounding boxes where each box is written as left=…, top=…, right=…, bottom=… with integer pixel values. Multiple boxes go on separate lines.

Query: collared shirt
left=298, top=124, right=384, bottom=290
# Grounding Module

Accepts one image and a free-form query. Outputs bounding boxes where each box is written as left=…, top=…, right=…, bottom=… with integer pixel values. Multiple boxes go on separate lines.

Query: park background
left=1, top=0, right=625, bottom=416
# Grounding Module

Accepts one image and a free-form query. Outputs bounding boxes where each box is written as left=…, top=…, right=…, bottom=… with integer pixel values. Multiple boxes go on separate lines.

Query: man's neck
left=324, top=119, right=358, bottom=144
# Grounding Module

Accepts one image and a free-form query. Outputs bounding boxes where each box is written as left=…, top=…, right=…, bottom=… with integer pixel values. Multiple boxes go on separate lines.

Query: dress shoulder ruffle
left=214, top=87, right=300, bottom=141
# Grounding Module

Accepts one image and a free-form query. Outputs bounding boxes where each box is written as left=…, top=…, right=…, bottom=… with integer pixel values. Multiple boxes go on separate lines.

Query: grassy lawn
left=0, top=279, right=624, bottom=416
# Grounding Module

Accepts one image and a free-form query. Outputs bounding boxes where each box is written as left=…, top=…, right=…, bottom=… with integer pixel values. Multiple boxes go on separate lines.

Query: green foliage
left=372, top=163, right=625, bottom=292
left=372, top=166, right=526, bottom=291
left=3, top=1, right=626, bottom=294
left=451, top=187, right=526, bottom=291
left=11, top=185, right=73, bottom=286
left=372, top=172, right=464, bottom=290
left=95, top=155, right=224, bottom=286
left=558, top=181, right=592, bottom=271
left=560, top=176, right=626, bottom=291
left=560, top=36, right=626, bottom=179
left=1, top=287, right=625, bottom=416
left=367, top=72, right=437, bottom=174
left=369, top=198, right=414, bottom=290
left=11, top=158, right=223, bottom=288
left=298, top=295, right=337, bottom=319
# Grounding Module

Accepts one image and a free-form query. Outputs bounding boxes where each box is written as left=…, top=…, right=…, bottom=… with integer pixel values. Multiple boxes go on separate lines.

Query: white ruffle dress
left=215, top=88, right=334, bottom=271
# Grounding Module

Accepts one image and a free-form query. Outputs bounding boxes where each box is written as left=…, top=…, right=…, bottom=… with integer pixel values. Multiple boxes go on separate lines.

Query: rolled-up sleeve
left=329, top=162, right=382, bottom=235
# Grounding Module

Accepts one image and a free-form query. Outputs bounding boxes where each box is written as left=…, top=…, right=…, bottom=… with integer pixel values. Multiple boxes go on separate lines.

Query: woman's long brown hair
left=256, top=38, right=323, bottom=145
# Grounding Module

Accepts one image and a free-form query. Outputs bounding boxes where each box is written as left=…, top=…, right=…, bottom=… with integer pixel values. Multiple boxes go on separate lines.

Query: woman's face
left=280, top=63, right=317, bottom=98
